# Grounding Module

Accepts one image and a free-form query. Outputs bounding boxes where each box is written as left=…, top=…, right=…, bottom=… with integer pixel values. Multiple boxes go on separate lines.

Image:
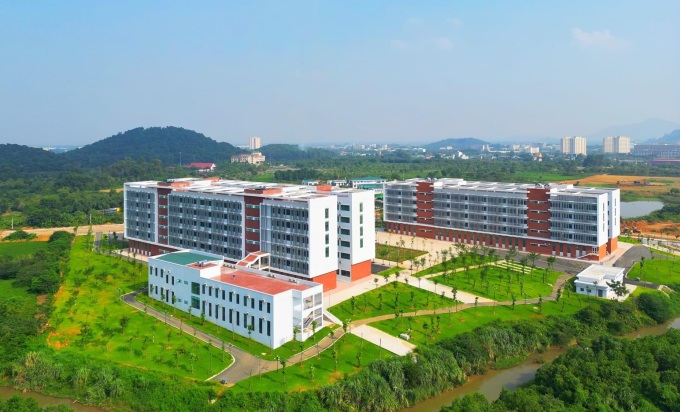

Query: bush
left=2, top=229, right=37, bottom=241
left=636, top=293, right=673, bottom=323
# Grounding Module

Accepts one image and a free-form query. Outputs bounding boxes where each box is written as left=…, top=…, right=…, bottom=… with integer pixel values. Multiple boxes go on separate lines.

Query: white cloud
left=434, top=37, right=453, bottom=50
left=446, top=17, right=462, bottom=27
left=391, top=39, right=412, bottom=50
left=571, top=27, right=624, bottom=50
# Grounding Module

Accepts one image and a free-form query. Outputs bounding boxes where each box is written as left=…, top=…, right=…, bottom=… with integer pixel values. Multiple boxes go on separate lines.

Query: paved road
left=614, top=245, right=654, bottom=273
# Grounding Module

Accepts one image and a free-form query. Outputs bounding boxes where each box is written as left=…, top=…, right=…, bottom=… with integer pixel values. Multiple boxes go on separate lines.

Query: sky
left=1, top=1, right=679, bottom=146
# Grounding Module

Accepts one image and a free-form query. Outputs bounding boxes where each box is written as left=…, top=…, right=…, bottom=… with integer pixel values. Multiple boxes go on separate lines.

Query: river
left=0, top=386, right=104, bottom=412
left=401, top=316, right=680, bottom=412
left=620, top=201, right=664, bottom=218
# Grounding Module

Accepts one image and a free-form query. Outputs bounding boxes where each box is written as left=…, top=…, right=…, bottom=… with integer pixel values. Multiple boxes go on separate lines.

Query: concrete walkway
left=350, top=324, right=416, bottom=356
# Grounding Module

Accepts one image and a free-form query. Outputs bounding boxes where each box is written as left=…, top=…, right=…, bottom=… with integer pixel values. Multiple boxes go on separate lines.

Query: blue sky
left=1, top=1, right=678, bottom=146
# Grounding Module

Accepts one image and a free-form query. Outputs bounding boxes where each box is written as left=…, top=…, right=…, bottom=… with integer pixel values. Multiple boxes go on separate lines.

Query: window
left=267, top=302, right=271, bottom=313
left=325, top=208, right=329, bottom=218
left=340, top=205, right=350, bottom=211
left=325, top=247, right=329, bottom=258
left=325, top=221, right=329, bottom=231
left=191, top=282, right=200, bottom=295
left=340, top=240, right=350, bottom=247
left=360, top=202, right=363, bottom=212
left=325, top=234, right=329, bottom=245
left=360, top=238, right=364, bottom=248
left=191, top=296, right=200, bottom=309
left=259, top=300, right=263, bottom=311
left=360, top=215, right=363, bottom=224
left=340, top=252, right=350, bottom=259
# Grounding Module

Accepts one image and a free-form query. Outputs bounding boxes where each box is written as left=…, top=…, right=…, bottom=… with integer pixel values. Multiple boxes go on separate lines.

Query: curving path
left=120, top=269, right=574, bottom=384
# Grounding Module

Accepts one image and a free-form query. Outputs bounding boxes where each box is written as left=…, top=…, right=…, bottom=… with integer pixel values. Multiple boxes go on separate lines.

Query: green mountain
left=62, top=126, right=240, bottom=168
left=424, top=137, right=488, bottom=151
left=0, top=144, right=63, bottom=174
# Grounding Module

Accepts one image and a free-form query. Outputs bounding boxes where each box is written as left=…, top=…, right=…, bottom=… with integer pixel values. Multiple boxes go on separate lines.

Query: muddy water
left=401, top=316, right=680, bottom=412
left=0, top=386, right=104, bottom=411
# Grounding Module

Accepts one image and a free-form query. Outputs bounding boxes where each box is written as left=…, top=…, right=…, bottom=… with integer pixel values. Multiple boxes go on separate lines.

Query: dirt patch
left=559, top=174, right=680, bottom=197
left=621, top=220, right=679, bottom=238
left=36, top=295, right=47, bottom=305
left=47, top=328, right=80, bottom=350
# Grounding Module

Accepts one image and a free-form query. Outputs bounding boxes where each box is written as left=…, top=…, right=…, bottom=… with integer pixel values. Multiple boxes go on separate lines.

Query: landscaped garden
left=370, top=286, right=590, bottom=347
left=432, top=260, right=562, bottom=301
left=229, top=333, right=392, bottom=393
left=48, top=237, right=232, bottom=380
left=329, top=280, right=458, bottom=321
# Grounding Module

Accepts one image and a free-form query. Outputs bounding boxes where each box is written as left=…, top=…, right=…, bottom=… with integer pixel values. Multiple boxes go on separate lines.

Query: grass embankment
left=371, top=287, right=588, bottom=347
left=230, top=333, right=392, bottom=393
left=0, top=241, right=48, bottom=257
left=630, top=256, right=680, bottom=285
left=136, top=293, right=338, bottom=361
left=48, top=237, right=231, bottom=380
left=329, top=281, right=457, bottom=322
left=375, top=243, right=427, bottom=263
left=433, top=262, right=561, bottom=301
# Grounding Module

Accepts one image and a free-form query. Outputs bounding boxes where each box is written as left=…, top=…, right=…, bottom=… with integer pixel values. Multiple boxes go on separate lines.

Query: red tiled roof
left=211, top=269, right=312, bottom=295
left=184, top=162, right=215, bottom=169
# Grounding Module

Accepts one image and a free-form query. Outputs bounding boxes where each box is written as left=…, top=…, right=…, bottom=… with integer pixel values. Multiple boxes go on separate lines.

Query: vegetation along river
left=401, top=316, right=680, bottom=412
left=0, top=386, right=104, bottom=411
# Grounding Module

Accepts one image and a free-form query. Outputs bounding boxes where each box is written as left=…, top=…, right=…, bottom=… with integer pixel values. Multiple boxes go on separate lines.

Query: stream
left=0, top=386, right=104, bottom=411
left=401, top=316, right=680, bottom=412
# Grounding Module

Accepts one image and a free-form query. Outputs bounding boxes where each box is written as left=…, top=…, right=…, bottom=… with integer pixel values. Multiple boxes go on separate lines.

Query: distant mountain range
left=424, top=138, right=488, bottom=151
left=587, top=118, right=680, bottom=142
left=649, top=129, right=680, bottom=144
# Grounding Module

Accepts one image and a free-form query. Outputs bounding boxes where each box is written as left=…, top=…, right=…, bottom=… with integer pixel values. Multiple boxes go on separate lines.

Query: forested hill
left=61, top=126, right=240, bottom=168
left=0, top=144, right=63, bottom=174
left=653, top=129, right=680, bottom=144
left=424, top=137, right=488, bottom=151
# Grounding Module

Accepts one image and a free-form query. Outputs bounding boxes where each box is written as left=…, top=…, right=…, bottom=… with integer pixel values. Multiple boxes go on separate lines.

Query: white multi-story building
left=249, top=136, right=261, bottom=150
left=148, top=250, right=323, bottom=348
left=561, top=136, right=587, bottom=155
left=384, top=178, right=620, bottom=260
left=124, top=178, right=375, bottom=290
left=603, top=136, right=631, bottom=154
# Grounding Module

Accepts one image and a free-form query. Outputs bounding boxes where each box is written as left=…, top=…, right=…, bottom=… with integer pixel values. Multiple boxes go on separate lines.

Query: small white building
left=148, top=250, right=324, bottom=349
left=574, top=265, right=625, bottom=299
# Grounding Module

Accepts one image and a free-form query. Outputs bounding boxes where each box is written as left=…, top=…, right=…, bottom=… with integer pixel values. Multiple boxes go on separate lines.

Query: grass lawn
left=329, top=281, right=457, bottom=322
left=432, top=263, right=562, bottom=302
left=0, top=241, right=48, bottom=257
left=618, top=236, right=642, bottom=244
left=371, top=290, right=589, bottom=347
left=229, top=333, right=393, bottom=393
left=375, top=243, right=427, bottom=263
left=376, top=266, right=402, bottom=277
left=136, top=293, right=338, bottom=361
left=630, top=257, right=680, bottom=285
left=411, top=253, right=490, bottom=278
left=48, top=237, right=232, bottom=380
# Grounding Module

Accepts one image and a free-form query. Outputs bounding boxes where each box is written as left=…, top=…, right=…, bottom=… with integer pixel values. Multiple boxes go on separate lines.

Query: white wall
left=308, top=196, right=338, bottom=277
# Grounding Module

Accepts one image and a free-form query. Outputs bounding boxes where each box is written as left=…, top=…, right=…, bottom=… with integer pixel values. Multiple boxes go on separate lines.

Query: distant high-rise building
left=603, top=136, right=631, bottom=154
left=249, top=136, right=261, bottom=150
left=561, top=136, right=587, bottom=155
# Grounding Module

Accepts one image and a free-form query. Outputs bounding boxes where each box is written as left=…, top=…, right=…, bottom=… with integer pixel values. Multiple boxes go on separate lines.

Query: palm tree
left=311, top=320, right=318, bottom=340
left=546, top=256, right=556, bottom=283
left=293, top=326, right=301, bottom=341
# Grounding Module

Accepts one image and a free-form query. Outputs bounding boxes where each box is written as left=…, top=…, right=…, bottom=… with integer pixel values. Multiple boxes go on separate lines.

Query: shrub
left=636, top=293, right=672, bottom=323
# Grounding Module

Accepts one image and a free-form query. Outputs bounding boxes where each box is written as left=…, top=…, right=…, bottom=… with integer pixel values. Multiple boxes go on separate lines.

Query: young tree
left=311, top=320, right=318, bottom=340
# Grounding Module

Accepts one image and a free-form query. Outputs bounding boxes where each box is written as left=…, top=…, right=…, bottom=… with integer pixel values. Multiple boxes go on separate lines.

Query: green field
left=0, top=241, right=48, bottom=258
left=631, top=257, right=680, bottom=285
left=513, top=171, right=590, bottom=183
left=0, top=279, right=36, bottom=312
left=137, top=293, right=338, bottom=361
left=329, top=281, right=457, bottom=322
left=411, top=252, right=490, bottom=278
left=375, top=243, right=427, bottom=263
left=229, top=333, right=393, bottom=393
left=48, top=237, right=232, bottom=380
left=371, top=290, right=588, bottom=347
left=432, top=262, right=561, bottom=302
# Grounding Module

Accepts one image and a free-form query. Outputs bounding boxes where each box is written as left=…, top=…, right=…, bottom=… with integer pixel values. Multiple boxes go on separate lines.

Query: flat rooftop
left=211, top=269, right=313, bottom=295
left=155, top=251, right=220, bottom=266
left=576, top=265, right=624, bottom=282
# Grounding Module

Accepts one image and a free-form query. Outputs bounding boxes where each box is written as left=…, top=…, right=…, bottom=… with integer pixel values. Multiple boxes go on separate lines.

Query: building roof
left=155, top=251, right=220, bottom=266
left=350, top=176, right=385, bottom=181
left=575, top=265, right=625, bottom=284
left=211, top=269, right=313, bottom=295
left=184, top=162, right=215, bottom=169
